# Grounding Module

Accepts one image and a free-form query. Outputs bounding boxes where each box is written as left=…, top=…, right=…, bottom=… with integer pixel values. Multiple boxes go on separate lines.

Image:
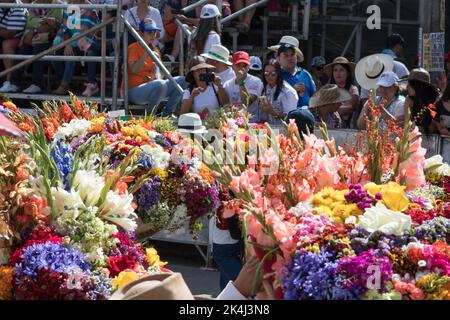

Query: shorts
left=0, top=37, right=20, bottom=51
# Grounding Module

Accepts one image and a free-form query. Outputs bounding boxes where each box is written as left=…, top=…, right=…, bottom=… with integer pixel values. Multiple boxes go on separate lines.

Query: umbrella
left=0, top=112, right=22, bottom=137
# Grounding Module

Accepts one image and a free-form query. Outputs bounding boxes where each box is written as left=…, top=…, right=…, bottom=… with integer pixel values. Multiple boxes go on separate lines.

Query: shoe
left=52, top=83, right=69, bottom=95
left=163, top=54, right=175, bottom=63
left=82, top=82, right=99, bottom=97
left=0, top=81, right=19, bottom=93
left=22, top=84, right=42, bottom=94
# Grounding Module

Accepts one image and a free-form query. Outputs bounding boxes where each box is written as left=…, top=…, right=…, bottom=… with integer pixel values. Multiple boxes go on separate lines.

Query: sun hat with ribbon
left=355, top=53, right=394, bottom=90
left=323, top=56, right=356, bottom=77
left=268, top=36, right=304, bottom=62
left=201, top=44, right=232, bottom=66
left=177, top=113, right=207, bottom=134
left=185, top=56, right=215, bottom=84
left=309, top=84, right=352, bottom=108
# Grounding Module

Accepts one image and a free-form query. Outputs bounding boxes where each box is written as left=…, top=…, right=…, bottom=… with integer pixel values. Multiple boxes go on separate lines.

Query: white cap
left=200, top=4, right=221, bottom=19
left=376, top=71, right=399, bottom=87
left=249, top=56, right=262, bottom=71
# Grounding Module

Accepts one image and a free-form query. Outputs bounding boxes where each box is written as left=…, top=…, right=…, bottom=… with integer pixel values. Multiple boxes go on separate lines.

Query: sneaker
left=0, top=81, right=19, bottom=93
left=163, top=54, right=175, bottom=63
left=22, top=84, right=42, bottom=94
left=82, top=82, right=99, bottom=97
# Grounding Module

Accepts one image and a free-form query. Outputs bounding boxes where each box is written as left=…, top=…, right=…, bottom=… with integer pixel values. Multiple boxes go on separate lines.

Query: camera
left=199, top=72, right=215, bottom=83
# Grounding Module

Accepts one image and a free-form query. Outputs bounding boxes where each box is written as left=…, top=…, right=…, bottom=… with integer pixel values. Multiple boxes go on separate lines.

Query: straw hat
left=323, top=56, right=356, bottom=77
left=309, top=84, right=352, bottom=108
left=201, top=44, right=232, bottom=66
left=185, top=56, right=215, bottom=84
left=177, top=113, right=207, bottom=134
left=401, top=68, right=439, bottom=93
left=109, top=273, right=196, bottom=300
left=355, top=54, right=394, bottom=90
left=268, top=36, right=304, bottom=62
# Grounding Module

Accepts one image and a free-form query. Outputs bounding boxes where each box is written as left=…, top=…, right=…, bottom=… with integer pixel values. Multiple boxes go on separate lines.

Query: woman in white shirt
left=124, top=0, right=164, bottom=45
left=180, top=56, right=229, bottom=117
left=187, top=4, right=221, bottom=62
left=259, top=60, right=298, bottom=126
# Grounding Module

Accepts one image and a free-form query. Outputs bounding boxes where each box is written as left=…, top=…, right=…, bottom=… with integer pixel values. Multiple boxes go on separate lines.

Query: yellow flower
left=145, top=247, right=168, bottom=267
left=91, top=116, right=106, bottom=127
left=364, top=182, right=409, bottom=212
left=149, top=168, right=169, bottom=180
left=111, top=271, right=140, bottom=289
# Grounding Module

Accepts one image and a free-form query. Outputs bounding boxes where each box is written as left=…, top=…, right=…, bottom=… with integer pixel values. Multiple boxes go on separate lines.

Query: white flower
left=345, top=216, right=358, bottom=225
left=167, top=204, right=188, bottom=232
left=403, top=242, right=424, bottom=254
left=51, top=187, right=85, bottom=218
left=141, top=144, right=171, bottom=169
left=100, top=190, right=137, bottom=231
left=72, top=170, right=105, bottom=207
left=55, top=119, right=92, bottom=141
left=418, top=260, right=427, bottom=268
left=147, top=130, right=159, bottom=139
left=358, top=202, right=411, bottom=236
left=288, top=200, right=314, bottom=217
left=425, top=155, right=450, bottom=176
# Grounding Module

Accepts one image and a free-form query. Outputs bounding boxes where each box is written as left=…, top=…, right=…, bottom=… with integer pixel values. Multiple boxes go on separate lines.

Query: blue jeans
left=52, top=47, right=82, bottom=83
left=213, top=242, right=242, bottom=290
left=11, top=43, right=50, bottom=88
left=86, top=40, right=114, bottom=84
left=128, top=76, right=185, bottom=116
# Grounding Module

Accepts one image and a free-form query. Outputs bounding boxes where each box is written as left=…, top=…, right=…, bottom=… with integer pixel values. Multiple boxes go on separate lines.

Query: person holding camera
left=180, top=55, right=229, bottom=118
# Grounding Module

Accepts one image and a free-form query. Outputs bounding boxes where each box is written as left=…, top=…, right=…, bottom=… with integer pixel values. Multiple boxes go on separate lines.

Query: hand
left=233, top=255, right=263, bottom=298
left=236, top=69, right=246, bottom=83
left=260, top=98, right=273, bottom=113
left=42, top=17, right=57, bottom=28
left=213, top=74, right=223, bottom=88
left=37, top=23, right=52, bottom=33
left=190, top=87, right=203, bottom=98
left=294, top=82, right=306, bottom=96
left=64, top=44, right=74, bottom=56
left=174, top=14, right=187, bottom=23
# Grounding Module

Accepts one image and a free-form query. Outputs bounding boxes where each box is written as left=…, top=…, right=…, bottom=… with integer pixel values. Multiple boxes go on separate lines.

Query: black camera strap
left=211, top=84, right=220, bottom=106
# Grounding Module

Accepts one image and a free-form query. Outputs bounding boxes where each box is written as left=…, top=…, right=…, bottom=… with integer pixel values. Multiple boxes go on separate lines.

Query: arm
left=214, top=76, right=230, bottom=105
left=435, top=118, right=450, bottom=136
left=180, top=88, right=201, bottom=114
left=128, top=51, right=150, bottom=74
left=357, top=101, right=369, bottom=130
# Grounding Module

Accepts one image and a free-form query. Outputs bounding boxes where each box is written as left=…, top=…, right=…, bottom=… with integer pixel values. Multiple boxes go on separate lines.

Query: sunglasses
left=264, top=71, right=277, bottom=77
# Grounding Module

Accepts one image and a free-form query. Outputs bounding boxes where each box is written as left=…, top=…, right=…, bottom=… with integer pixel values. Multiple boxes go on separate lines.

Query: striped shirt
left=0, top=0, right=28, bottom=36
left=53, top=3, right=98, bottom=47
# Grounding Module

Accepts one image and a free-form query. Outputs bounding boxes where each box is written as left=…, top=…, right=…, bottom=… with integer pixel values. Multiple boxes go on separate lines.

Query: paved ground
left=148, top=240, right=222, bottom=298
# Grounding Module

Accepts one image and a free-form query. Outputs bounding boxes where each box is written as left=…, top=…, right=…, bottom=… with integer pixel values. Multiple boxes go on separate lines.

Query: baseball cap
left=232, top=51, right=250, bottom=66
left=139, top=18, right=161, bottom=33
left=311, top=56, right=326, bottom=67
left=249, top=56, right=262, bottom=71
left=376, top=71, right=399, bottom=87
left=200, top=4, right=221, bottom=19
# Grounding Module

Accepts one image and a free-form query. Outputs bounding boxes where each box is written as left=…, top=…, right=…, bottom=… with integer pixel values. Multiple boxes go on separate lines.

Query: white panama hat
left=355, top=53, right=394, bottom=90
left=201, top=44, right=232, bottom=66
left=268, top=36, right=304, bottom=62
left=177, top=113, right=207, bottom=134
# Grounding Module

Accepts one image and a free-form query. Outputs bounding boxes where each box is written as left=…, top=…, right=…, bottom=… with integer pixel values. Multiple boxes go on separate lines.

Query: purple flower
left=137, top=176, right=162, bottom=213
left=281, top=249, right=362, bottom=300
left=51, top=141, right=73, bottom=190
left=153, top=134, right=174, bottom=148
left=14, top=242, right=89, bottom=279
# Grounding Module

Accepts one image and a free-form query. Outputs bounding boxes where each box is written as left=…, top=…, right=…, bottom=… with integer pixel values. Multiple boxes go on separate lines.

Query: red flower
left=107, top=254, right=138, bottom=277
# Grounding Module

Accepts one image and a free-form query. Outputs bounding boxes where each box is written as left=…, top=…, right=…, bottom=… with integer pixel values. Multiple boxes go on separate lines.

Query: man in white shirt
left=201, top=44, right=235, bottom=84
left=224, top=51, right=263, bottom=122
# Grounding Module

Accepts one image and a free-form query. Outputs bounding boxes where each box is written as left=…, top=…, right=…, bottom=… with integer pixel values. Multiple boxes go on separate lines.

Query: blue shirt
left=381, top=48, right=397, bottom=59
left=281, top=67, right=316, bottom=108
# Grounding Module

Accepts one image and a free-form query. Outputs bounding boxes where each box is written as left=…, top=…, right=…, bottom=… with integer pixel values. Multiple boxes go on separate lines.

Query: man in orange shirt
left=126, top=18, right=184, bottom=115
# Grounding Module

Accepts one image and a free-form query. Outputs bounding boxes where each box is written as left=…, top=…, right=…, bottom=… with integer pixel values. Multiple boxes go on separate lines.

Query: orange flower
left=2, top=101, right=18, bottom=112
left=16, top=166, right=29, bottom=180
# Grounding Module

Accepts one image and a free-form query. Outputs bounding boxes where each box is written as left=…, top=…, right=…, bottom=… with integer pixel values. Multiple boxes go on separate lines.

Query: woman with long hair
left=403, top=68, right=440, bottom=134
left=324, top=57, right=360, bottom=128
left=431, top=81, right=450, bottom=136
left=187, top=4, right=221, bottom=61
left=259, top=59, right=298, bottom=125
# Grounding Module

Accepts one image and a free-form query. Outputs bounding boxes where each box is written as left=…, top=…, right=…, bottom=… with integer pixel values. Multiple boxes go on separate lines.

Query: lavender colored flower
left=137, top=176, right=162, bottom=213
left=414, top=217, right=450, bottom=243
left=154, top=134, right=174, bottom=148
left=345, top=184, right=377, bottom=211
left=282, top=249, right=362, bottom=300
left=14, top=242, right=89, bottom=279
left=89, top=270, right=113, bottom=299
left=51, top=141, right=73, bottom=190
left=137, top=153, right=153, bottom=169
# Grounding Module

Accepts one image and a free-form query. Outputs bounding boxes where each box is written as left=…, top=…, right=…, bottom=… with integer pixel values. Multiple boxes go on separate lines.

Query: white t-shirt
left=209, top=216, right=239, bottom=245
left=224, top=74, right=264, bottom=122
left=182, top=85, right=220, bottom=114
left=360, top=61, right=410, bottom=99
left=217, top=67, right=235, bottom=84
left=188, top=31, right=221, bottom=56
left=124, top=6, right=165, bottom=40
left=261, top=82, right=298, bottom=126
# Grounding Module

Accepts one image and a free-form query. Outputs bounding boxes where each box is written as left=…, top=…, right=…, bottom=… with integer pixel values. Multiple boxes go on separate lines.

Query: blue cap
left=139, top=18, right=161, bottom=33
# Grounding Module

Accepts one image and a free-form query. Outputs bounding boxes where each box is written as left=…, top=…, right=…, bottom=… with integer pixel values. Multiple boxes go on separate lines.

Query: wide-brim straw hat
left=185, top=56, right=215, bottom=84
left=109, top=273, right=200, bottom=300
left=323, top=56, right=356, bottom=77
left=355, top=54, right=394, bottom=90
left=309, top=84, right=352, bottom=108
left=268, top=36, right=304, bottom=62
